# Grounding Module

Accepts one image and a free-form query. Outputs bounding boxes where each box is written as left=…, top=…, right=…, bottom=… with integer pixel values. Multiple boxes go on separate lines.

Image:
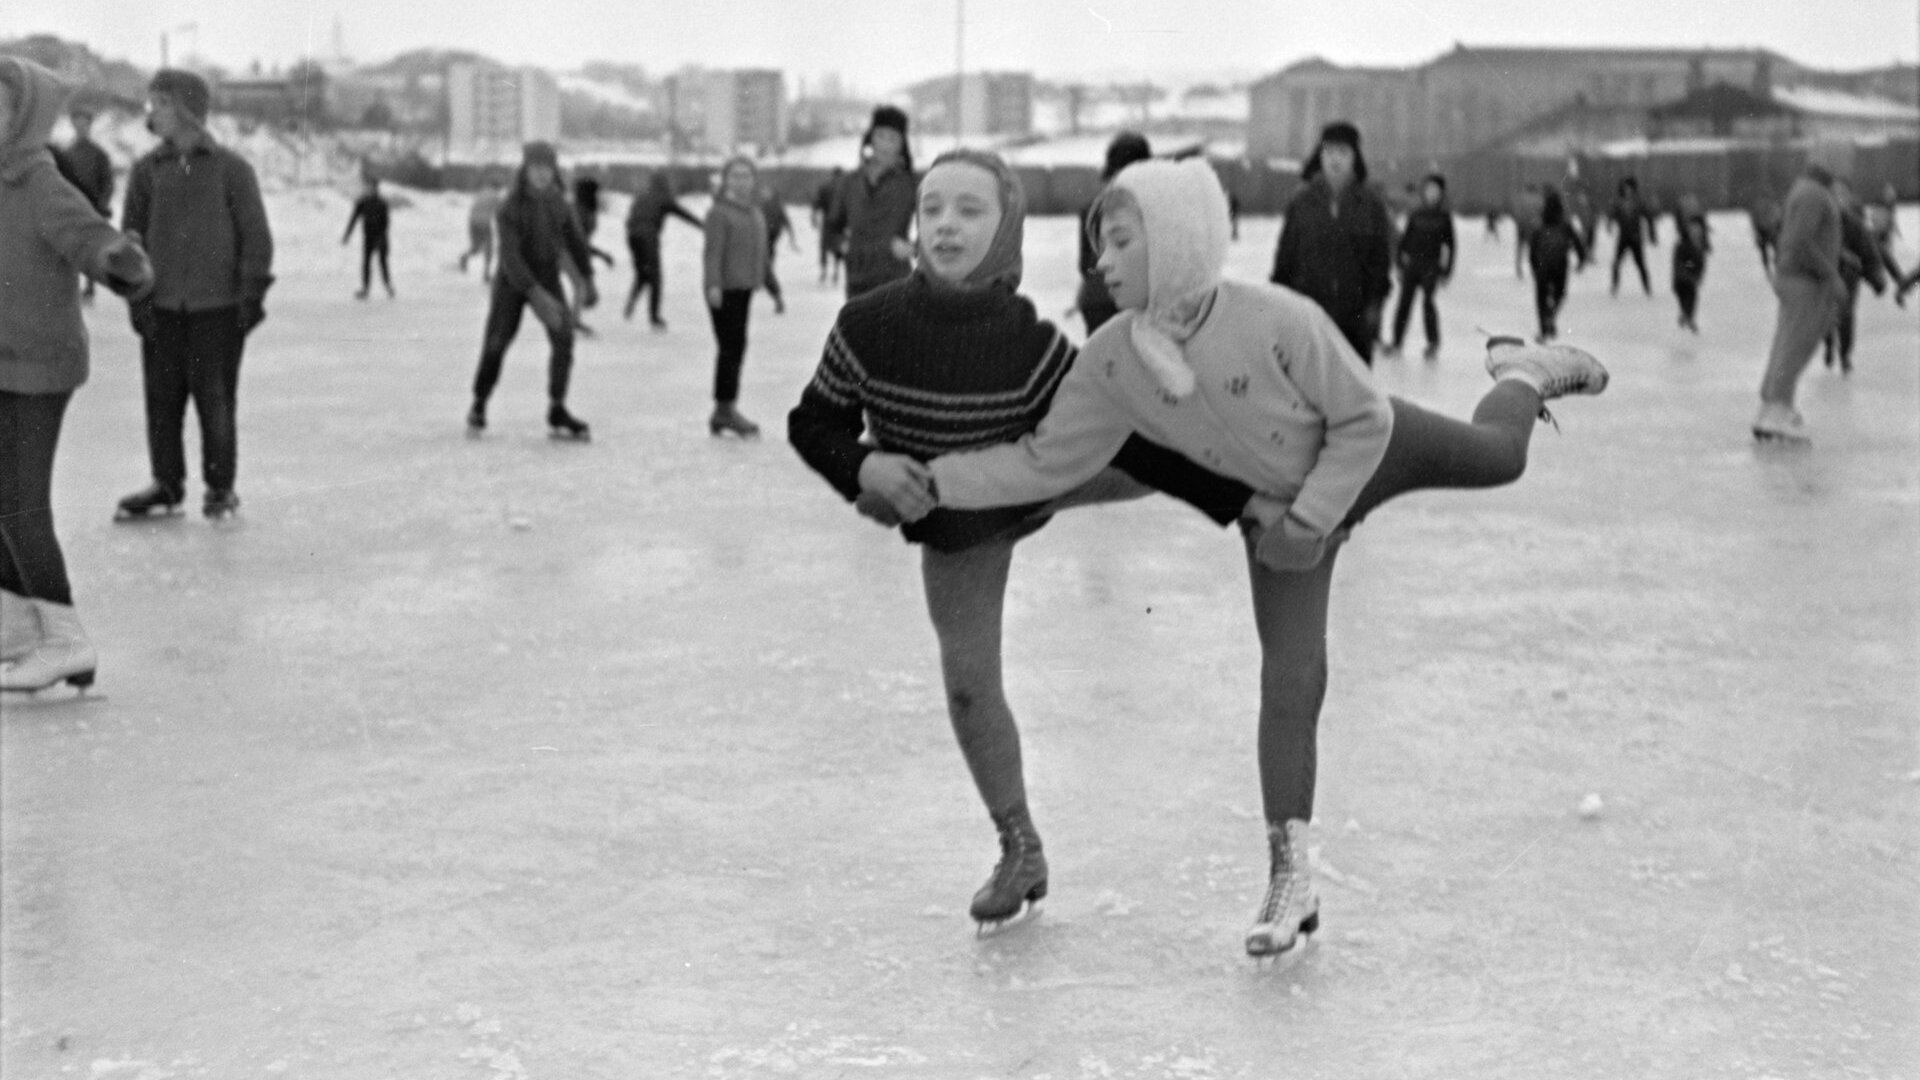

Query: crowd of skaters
left=0, top=54, right=1911, bottom=958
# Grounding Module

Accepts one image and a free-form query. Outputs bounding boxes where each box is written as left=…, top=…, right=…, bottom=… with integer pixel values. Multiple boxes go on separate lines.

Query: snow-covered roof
left=555, top=73, right=656, bottom=114
left=1771, top=84, right=1919, bottom=122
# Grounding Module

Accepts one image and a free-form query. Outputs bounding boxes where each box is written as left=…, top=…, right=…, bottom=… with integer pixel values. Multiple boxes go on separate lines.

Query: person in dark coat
left=1609, top=176, right=1658, bottom=296
left=622, top=169, right=702, bottom=329
left=1269, top=121, right=1394, bottom=364
left=758, top=182, right=799, bottom=314
left=1383, top=172, right=1455, bottom=360
left=825, top=105, right=917, bottom=300
left=115, top=69, right=275, bottom=523
left=1822, top=178, right=1887, bottom=374
left=341, top=174, right=392, bottom=299
left=465, top=141, right=597, bottom=440
left=1670, top=194, right=1711, bottom=333
left=1070, top=131, right=1151, bottom=336
left=810, top=166, right=845, bottom=284
left=53, top=104, right=114, bottom=299
left=1525, top=190, right=1589, bottom=343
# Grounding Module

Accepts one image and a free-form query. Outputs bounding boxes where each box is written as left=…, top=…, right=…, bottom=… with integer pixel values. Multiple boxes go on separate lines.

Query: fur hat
left=1302, top=120, right=1369, bottom=184
left=1105, top=158, right=1232, bottom=400
left=862, top=105, right=913, bottom=172
left=148, top=68, right=211, bottom=124
left=521, top=141, right=558, bottom=168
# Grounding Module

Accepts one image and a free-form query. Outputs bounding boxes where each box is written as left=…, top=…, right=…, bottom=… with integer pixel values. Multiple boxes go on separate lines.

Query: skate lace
left=1255, top=849, right=1298, bottom=926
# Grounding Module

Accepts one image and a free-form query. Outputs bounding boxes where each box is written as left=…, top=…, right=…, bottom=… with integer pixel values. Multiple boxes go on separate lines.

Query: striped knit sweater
left=788, top=273, right=1066, bottom=551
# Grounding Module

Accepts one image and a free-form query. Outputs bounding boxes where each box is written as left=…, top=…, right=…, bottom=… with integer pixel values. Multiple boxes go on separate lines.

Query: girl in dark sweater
left=788, top=149, right=1252, bottom=934
left=703, top=157, right=768, bottom=437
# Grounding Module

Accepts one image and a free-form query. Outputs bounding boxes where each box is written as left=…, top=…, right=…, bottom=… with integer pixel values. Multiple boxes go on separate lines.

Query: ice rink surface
left=3, top=187, right=1917, bottom=1079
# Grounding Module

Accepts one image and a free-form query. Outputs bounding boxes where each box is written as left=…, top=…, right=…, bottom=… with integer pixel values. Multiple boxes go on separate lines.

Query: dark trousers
left=0, top=390, right=74, bottom=606
left=144, top=306, right=244, bottom=493
left=1613, top=238, right=1650, bottom=294
left=1534, top=268, right=1568, bottom=339
left=707, top=289, right=752, bottom=403
left=764, top=243, right=784, bottom=304
left=360, top=235, right=391, bottom=292
left=1390, top=267, right=1442, bottom=348
left=472, top=284, right=574, bottom=405
left=1675, top=272, right=1702, bottom=324
left=625, top=232, right=664, bottom=322
left=1251, top=384, right=1540, bottom=823
left=1333, top=311, right=1376, bottom=366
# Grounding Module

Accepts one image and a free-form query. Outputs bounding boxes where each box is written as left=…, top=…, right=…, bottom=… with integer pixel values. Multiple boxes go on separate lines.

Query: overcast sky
left=9, top=0, right=1917, bottom=94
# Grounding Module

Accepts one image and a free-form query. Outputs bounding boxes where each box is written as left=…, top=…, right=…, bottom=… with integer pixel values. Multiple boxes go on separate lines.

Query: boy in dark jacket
left=1384, top=172, right=1455, bottom=360
left=341, top=174, right=392, bottom=299
left=1609, top=177, right=1658, bottom=296
left=115, top=69, right=274, bottom=522
left=1526, top=190, right=1589, bottom=343
left=466, top=141, right=597, bottom=440
left=826, top=106, right=917, bottom=300
left=622, top=170, right=701, bottom=328
left=1269, top=121, right=1393, bottom=364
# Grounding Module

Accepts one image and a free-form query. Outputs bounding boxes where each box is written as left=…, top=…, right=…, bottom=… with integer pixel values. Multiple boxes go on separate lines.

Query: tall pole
left=954, top=0, right=965, bottom=140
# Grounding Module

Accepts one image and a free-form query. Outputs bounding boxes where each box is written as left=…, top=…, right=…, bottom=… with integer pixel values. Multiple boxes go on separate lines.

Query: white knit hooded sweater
left=1112, top=158, right=1232, bottom=400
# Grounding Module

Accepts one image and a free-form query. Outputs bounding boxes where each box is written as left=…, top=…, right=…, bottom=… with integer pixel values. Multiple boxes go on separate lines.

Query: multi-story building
left=1248, top=46, right=1799, bottom=163
left=447, top=62, right=560, bottom=159
left=906, top=72, right=1034, bottom=137
left=664, top=67, right=787, bottom=154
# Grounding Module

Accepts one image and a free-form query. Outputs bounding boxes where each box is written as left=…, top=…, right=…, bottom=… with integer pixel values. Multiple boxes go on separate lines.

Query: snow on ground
left=2, top=193, right=1917, bottom=1079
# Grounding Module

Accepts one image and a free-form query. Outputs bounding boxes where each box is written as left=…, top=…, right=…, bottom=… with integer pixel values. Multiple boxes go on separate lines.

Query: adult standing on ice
left=826, top=105, right=917, bottom=300
left=464, top=141, right=597, bottom=441
left=2, top=57, right=154, bottom=692
left=1270, top=121, right=1394, bottom=364
left=53, top=103, right=113, bottom=301
left=1753, top=141, right=1848, bottom=443
left=114, top=68, right=274, bottom=523
left=702, top=157, right=769, bottom=438
left=918, top=158, right=1610, bottom=958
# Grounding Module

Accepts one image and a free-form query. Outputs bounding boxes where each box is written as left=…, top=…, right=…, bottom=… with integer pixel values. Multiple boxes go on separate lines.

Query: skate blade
left=113, top=506, right=182, bottom=523
left=0, top=671, right=98, bottom=698
left=1246, top=912, right=1320, bottom=963
left=974, top=901, right=1042, bottom=938
left=1752, top=429, right=1810, bottom=446
left=548, top=430, right=591, bottom=443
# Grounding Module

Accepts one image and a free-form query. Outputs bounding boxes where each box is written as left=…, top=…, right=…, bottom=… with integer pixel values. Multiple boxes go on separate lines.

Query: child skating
left=702, top=157, right=770, bottom=438
left=342, top=174, right=393, bottom=300
left=1526, top=190, right=1588, bottom=342
left=915, top=159, right=1609, bottom=958
left=1671, top=195, right=1711, bottom=332
left=789, top=150, right=1258, bottom=935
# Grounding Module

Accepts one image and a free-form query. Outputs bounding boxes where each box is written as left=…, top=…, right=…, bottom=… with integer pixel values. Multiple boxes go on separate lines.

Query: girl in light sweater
left=922, top=158, right=1610, bottom=959
left=703, top=157, right=770, bottom=437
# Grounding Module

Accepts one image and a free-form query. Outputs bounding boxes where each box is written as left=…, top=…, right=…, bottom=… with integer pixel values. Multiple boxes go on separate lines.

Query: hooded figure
left=1270, top=121, right=1394, bottom=363
left=1105, top=156, right=1233, bottom=399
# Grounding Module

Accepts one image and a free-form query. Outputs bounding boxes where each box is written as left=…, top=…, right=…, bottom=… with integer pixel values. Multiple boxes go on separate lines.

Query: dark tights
left=0, top=391, right=74, bottom=606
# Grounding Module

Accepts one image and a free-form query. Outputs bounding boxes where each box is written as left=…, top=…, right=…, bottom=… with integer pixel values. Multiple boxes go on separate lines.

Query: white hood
left=1108, top=157, right=1231, bottom=399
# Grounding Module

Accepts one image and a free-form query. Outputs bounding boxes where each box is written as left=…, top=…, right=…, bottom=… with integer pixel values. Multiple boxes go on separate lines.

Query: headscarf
left=1105, top=157, right=1231, bottom=399
left=915, top=148, right=1025, bottom=292
left=0, top=56, right=73, bottom=183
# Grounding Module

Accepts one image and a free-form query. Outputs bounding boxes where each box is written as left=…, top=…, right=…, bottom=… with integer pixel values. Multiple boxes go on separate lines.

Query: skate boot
left=466, top=401, right=487, bottom=435
left=1245, top=819, right=1319, bottom=959
left=114, top=481, right=184, bottom=522
left=203, top=488, right=241, bottom=521
left=548, top=402, right=591, bottom=441
left=0, top=600, right=96, bottom=694
left=1485, top=336, right=1608, bottom=427
left=708, top=402, right=761, bottom=439
left=1752, top=402, right=1810, bottom=444
left=971, top=803, right=1048, bottom=935
left=1, top=589, right=40, bottom=665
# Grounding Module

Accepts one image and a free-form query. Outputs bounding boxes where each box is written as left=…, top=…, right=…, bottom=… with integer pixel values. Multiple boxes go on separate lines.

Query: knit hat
left=916, top=148, right=1026, bottom=291
left=1102, top=131, right=1152, bottom=181
left=522, top=140, right=558, bottom=168
left=1106, top=157, right=1231, bottom=399
left=1301, top=119, right=1368, bottom=184
left=148, top=68, right=211, bottom=124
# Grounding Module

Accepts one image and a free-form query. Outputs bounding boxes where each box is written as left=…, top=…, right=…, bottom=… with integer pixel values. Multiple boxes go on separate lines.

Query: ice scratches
left=1061, top=1045, right=1228, bottom=1079
left=453, top=1003, right=528, bottom=1080
left=1716, top=935, right=1857, bottom=1006
left=707, top=1022, right=928, bottom=1074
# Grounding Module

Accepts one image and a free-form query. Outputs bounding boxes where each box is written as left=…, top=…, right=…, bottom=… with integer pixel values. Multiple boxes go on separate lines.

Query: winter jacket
left=1773, top=171, right=1841, bottom=289
left=54, top=135, right=113, bottom=215
left=827, top=163, right=917, bottom=298
left=1671, top=214, right=1710, bottom=284
left=703, top=196, right=769, bottom=293
left=1, top=58, right=133, bottom=393
left=122, top=131, right=274, bottom=312
left=1270, top=177, right=1395, bottom=328
left=495, top=176, right=593, bottom=298
left=1395, top=204, right=1455, bottom=277
left=625, top=185, right=700, bottom=238
left=1609, top=192, right=1658, bottom=246
left=1528, top=221, right=1589, bottom=279
left=344, top=193, right=390, bottom=243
